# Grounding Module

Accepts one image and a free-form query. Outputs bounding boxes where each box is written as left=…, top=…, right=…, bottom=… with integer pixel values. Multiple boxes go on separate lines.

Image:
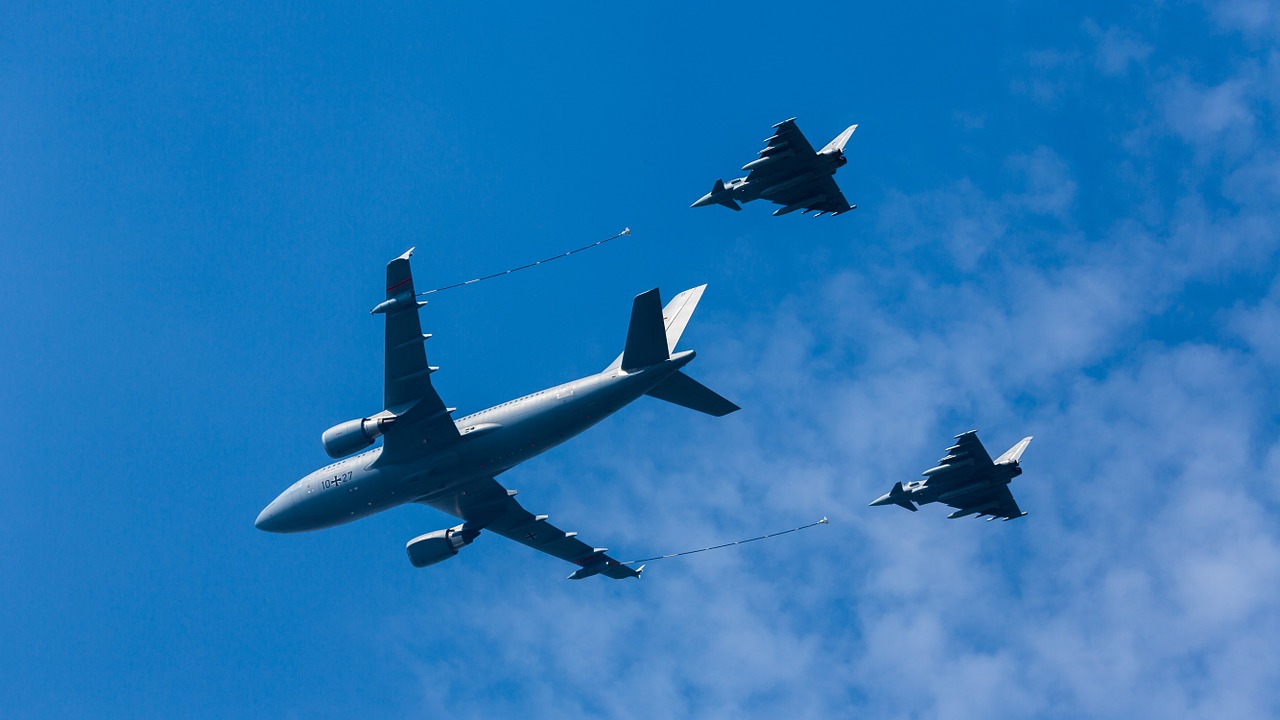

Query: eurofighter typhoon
left=691, top=118, right=857, bottom=216
left=255, top=250, right=738, bottom=579
left=870, top=431, right=1034, bottom=521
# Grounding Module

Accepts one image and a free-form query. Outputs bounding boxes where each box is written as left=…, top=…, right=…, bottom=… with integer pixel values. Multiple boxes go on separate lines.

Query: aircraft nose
left=254, top=496, right=291, bottom=533
left=691, top=192, right=714, bottom=208
left=869, top=492, right=894, bottom=507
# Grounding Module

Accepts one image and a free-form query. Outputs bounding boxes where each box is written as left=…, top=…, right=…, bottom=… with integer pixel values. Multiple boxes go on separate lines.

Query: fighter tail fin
left=994, top=436, right=1033, bottom=465
left=819, top=124, right=858, bottom=155
left=645, top=371, right=739, bottom=416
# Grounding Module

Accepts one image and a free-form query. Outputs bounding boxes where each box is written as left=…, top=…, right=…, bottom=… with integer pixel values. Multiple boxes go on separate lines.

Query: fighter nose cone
left=869, top=492, right=894, bottom=507
left=691, top=192, right=715, bottom=208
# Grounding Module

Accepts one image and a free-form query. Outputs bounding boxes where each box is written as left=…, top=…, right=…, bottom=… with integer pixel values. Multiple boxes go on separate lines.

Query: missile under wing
left=691, top=118, right=857, bottom=216
left=869, top=431, right=1034, bottom=521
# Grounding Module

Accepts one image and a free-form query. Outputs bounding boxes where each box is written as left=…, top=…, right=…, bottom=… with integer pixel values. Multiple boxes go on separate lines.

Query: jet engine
left=406, top=525, right=478, bottom=568
left=321, top=415, right=395, bottom=459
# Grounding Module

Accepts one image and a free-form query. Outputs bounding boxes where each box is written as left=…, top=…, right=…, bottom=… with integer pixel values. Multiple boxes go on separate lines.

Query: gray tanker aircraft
left=692, top=117, right=858, bottom=216
left=870, top=430, right=1034, bottom=521
left=255, top=249, right=738, bottom=579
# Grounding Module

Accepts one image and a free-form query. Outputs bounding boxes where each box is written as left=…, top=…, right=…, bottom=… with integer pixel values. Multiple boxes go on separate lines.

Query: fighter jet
left=870, top=430, right=1034, bottom=521
left=255, top=249, right=739, bottom=579
left=691, top=118, right=858, bottom=216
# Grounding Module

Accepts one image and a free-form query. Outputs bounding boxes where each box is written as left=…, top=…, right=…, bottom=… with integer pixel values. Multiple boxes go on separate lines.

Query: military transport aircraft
left=869, top=430, right=1034, bottom=521
left=255, top=249, right=738, bottom=579
left=691, top=117, right=858, bottom=216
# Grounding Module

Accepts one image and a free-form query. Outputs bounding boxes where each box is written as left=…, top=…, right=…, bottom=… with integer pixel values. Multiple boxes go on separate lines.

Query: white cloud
left=1005, top=147, right=1077, bottom=218
left=1204, top=0, right=1280, bottom=37
left=381, top=14, right=1280, bottom=720
left=1085, top=20, right=1154, bottom=77
left=1011, top=49, right=1083, bottom=107
left=1161, top=75, right=1256, bottom=154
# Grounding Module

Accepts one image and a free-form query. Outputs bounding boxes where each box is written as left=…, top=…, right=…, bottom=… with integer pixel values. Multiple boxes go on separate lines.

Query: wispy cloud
left=385, top=13, right=1280, bottom=719
left=1084, top=20, right=1153, bottom=77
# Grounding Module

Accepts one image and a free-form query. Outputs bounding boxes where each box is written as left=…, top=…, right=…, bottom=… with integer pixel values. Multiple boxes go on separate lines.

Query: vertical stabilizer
left=994, top=436, right=1033, bottom=465
left=620, top=289, right=670, bottom=371
left=659, top=285, right=706, bottom=353
left=819, top=124, right=858, bottom=155
left=607, top=285, right=708, bottom=372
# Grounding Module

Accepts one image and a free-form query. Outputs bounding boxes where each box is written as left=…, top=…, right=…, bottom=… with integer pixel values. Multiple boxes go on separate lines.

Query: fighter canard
left=870, top=431, right=1034, bottom=521
left=255, top=249, right=738, bottom=579
left=691, top=118, right=858, bottom=216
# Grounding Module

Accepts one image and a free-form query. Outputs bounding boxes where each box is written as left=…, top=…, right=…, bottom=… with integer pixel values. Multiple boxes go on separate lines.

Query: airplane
left=869, top=431, right=1034, bottom=521
left=691, top=117, right=858, bottom=216
left=255, top=249, right=739, bottom=580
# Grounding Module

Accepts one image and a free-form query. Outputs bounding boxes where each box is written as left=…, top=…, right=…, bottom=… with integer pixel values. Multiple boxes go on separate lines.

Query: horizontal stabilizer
left=645, top=370, right=739, bottom=416
left=994, top=436, right=1033, bottom=465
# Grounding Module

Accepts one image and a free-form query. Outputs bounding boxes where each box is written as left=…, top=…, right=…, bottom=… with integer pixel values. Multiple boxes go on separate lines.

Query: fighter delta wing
left=870, top=430, right=1034, bottom=521
left=692, top=118, right=857, bottom=216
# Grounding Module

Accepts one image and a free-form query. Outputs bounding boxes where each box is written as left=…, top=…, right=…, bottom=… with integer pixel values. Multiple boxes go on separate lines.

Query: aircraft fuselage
left=254, top=352, right=693, bottom=533
left=904, top=463, right=1022, bottom=507
left=725, top=152, right=847, bottom=204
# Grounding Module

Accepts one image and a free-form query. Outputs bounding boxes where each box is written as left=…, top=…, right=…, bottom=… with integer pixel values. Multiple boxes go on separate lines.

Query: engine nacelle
left=406, top=525, right=478, bottom=568
left=321, top=415, right=395, bottom=459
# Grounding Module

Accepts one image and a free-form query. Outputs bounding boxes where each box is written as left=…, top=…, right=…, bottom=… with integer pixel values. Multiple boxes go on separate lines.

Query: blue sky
left=4, top=1, right=1279, bottom=717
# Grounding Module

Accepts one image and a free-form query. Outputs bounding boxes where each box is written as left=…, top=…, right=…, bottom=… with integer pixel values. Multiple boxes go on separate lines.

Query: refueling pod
left=321, top=415, right=395, bottom=459
left=406, top=525, right=478, bottom=568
